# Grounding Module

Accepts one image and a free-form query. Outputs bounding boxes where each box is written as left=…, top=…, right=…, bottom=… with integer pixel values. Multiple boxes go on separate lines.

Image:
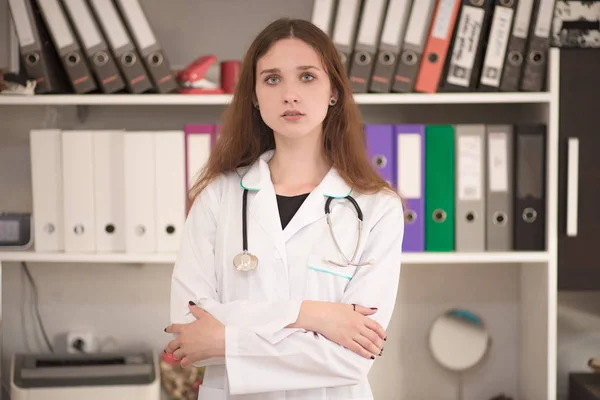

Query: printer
left=10, top=350, right=160, bottom=400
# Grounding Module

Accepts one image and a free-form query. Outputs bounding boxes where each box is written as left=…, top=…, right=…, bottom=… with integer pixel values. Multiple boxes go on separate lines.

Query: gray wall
left=1, top=1, right=599, bottom=399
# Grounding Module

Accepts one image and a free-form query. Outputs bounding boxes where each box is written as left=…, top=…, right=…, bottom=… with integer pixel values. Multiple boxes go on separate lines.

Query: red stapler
left=177, top=55, right=224, bottom=94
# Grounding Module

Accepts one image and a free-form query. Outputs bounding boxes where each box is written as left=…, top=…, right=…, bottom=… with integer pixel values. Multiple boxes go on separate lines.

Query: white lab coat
left=170, top=150, right=405, bottom=400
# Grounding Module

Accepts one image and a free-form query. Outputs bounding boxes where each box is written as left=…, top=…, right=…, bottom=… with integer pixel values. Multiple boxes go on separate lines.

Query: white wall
left=1, top=1, right=599, bottom=399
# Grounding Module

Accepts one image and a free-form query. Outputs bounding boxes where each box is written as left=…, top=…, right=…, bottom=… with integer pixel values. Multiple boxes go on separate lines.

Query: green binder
left=425, top=125, right=455, bottom=251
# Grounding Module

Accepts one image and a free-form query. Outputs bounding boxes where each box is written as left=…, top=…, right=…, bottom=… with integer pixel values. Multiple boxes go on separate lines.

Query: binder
left=124, top=132, right=157, bottom=253
left=93, top=130, right=126, bottom=253
left=30, top=129, right=64, bottom=252
left=500, top=0, right=535, bottom=91
left=311, top=0, right=338, bottom=36
left=348, top=0, right=388, bottom=92
left=425, top=125, right=455, bottom=251
left=61, top=131, right=96, bottom=253
left=455, top=124, right=486, bottom=252
left=7, top=0, right=69, bottom=93
left=486, top=124, right=514, bottom=251
left=370, top=0, right=413, bottom=93
left=442, top=0, right=495, bottom=92
left=414, top=0, right=462, bottom=93
left=391, top=0, right=436, bottom=92
left=185, top=124, right=214, bottom=213
left=61, top=0, right=125, bottom=93
left=520, top=0, right=557, bottom=91
left=479, top=0, right=518, bottom=91
left=331, top=0, right=363, bottom=72
left=113, top=0, right=178, bottom=93
left=514, top=124, right=546, bottom=250
left=365, top=124, right=396, bottom=186
left=35, top=0, right=97, bottom=93
left=155, top=131, right=186, bottom=253
left=395, top=124, right=425, bottom=252
left=87, top=0, right=152, bottom=94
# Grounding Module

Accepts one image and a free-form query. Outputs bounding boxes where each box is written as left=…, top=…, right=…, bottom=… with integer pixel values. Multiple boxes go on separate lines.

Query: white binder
left=311, top=0, right=337, bottom=35
left=61, top=131, right=96, bottom=252
left=185, top=130, right=212, bottom=190
left=155, top=131, right=185, bottom=253
left=30, top=129, right=64, bottom=252
left=124, top=132, right=156, bottom=253
left=93, top=131, right=125, bottom=252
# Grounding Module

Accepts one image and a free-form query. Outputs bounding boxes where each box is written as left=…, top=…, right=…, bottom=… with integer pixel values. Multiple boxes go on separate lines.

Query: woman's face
left=255, top=38, right=334, bottom=140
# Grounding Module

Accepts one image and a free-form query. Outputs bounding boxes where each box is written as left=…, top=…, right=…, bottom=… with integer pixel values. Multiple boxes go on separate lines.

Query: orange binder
left=414, top=0, right=462, bottom=93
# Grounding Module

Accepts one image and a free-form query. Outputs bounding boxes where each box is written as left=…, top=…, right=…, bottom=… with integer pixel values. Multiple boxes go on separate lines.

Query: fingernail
left=379, top=350, right=383, bottom=356
left=370, top=307, right=378, bottom=310
left=384, top=337, right=387, bottom=341
left=371, top=355, right=375, bottom=360
left=189, top=300, right=196, bottom=306
left=164, top=328, right=167, bottom=332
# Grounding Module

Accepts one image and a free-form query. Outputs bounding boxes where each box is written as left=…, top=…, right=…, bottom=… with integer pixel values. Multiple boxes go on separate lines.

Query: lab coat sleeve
left=225, top=195, right=405, bottom=395
left=169, top=180, right=303, bottom=367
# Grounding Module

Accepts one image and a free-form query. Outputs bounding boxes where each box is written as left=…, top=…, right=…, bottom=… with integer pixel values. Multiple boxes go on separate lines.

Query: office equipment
left=177, top=55, right=224, bottom=94
left=395, top=124, right=425, bottom=252
left=113, top=0, right=178, bottom=93
left=520, top=0, right=556, bottom=91
left=93, top=131, right=126, bottom=253
left=11, top=351, right=160, bottom=400
left=7, top=0, right=69, bottom=93
left=332, top=0, right=362, bottom=72
left=486, top=124, right=514, bottom=251
left=87, top=0, right=153, bottom=94
left=155, top=131, right=186, bottom=253
left=221, top=60, right=241, bottom=93
left=348, top=0, right=387, bottom=92
left=124, top=132, right=157, bottom=253
left=61, top=0, right=125, bottom=93
left=552, top=1, right=600, bottom=48
left=455, top=124, right=486, bottom=252
left=30, top=129, right=64, bottom=252
left=514, top=124, right=546, bottom=250
left=425, top=125, right=455, bottom=251
left=365, top=124, right=396, bottom=187
left=370, top=0, right=413, bottom=93
left=414, top=0, right=462, bottom=93
left=392, top=0, right=436, bottom=92
left=35, top=0, right=97, bottom=93
left=479, top=0, right=518, bottom=91
left=62, top=131, right=97, bottom=253
left=442, top=0, right=495, bottom=92
left=500, top=0, right=535, bottom=91
left=0, top=213, right=32, bottom=250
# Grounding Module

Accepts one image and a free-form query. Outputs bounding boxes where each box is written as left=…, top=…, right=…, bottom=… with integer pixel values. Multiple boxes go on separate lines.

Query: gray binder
left=485, top=125, right=513, bottom=251
left=332, top=0, right=363, bottom=72
left=455, top=124, right=486, bottom=252
left=500, top=0, right=535, bottom=91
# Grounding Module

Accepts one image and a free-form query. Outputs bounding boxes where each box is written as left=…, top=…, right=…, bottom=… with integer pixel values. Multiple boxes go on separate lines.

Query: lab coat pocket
left=305, top=254, right=356, bottom=301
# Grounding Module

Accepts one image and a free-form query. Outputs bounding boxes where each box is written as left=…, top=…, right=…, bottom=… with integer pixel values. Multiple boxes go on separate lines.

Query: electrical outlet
left=66, top=331, right=98, bottom=354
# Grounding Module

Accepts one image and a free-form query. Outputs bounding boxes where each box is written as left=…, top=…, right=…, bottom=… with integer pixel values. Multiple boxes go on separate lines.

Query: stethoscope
left=233, top=189, right=373, bottom=272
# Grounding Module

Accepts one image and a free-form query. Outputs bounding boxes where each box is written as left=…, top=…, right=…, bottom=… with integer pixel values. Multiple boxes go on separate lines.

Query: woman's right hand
left=300, top=301, right=386, bottom=359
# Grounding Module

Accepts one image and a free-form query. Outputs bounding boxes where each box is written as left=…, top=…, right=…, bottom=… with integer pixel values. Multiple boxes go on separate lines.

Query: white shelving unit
left=0, top=43, right=561, bottom=399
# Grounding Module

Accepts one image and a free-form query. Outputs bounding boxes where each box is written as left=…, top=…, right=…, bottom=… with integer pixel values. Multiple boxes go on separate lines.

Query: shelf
left=0, top=91, right=552, bottom=106
left=0, top=251, right=549, bottom=264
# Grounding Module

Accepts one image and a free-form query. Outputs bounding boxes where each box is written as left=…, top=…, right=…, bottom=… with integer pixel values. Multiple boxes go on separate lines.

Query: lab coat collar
left=239, top=150, right=353, bottom=198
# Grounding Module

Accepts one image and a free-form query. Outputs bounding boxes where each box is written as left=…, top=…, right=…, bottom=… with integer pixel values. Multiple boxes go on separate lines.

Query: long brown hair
left=188, top=18, right=398, bottom=204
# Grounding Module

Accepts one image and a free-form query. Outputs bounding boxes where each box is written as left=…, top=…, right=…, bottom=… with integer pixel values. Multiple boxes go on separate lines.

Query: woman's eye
left=301, top=74, right=314, bottom=82
left=266, top=76, right=279, bottom=84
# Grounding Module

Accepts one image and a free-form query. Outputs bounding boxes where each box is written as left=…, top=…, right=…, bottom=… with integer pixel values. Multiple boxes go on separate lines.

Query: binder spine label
left=489, top=132, right=508, bottom=192
left=398, top=134, right=422, bottom=198
left=514, top=0, right=534, bottom=38
left=458, top=135, right=482, bottom=200
left=447, top=5, right=485, bottom=87
left=534, top=0, right=555, bottom=38
left=432, top=0, right=459, bottom=40
left=480, top=6, right=514, bottom=87
left=9, top=0, right=35, bottom=46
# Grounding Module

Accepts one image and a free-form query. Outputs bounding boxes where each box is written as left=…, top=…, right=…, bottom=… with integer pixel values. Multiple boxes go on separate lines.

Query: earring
left=330, top=98, right=336, bottom=106
left=254, top=103, right=260, bottom=110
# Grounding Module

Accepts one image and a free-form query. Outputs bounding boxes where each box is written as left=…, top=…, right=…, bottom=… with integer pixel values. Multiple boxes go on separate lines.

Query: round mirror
left=428, top=308, right=491, bottom=372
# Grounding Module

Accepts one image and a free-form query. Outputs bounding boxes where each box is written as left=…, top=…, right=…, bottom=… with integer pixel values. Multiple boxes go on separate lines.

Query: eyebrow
left=259, top=65, right=320, bottom=75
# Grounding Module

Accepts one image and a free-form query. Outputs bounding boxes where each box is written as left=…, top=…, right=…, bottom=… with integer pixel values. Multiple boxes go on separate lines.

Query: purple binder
left=395, top=125, right=425, bottom=252
left=365, top=125, right=396, bottom=187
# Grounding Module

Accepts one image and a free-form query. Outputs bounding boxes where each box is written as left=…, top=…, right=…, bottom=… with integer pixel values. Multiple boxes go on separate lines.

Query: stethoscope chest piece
left=233, top=250, right=258, bottom=272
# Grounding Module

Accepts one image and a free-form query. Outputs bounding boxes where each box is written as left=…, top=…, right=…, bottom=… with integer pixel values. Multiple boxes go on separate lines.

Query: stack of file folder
left=312, top=0, right=558, bottom=93
left=29, top=125, right=218, bottom=254
left=8, top=0, right=177, bottom=94
left=364, top=123, right=547, bottom=252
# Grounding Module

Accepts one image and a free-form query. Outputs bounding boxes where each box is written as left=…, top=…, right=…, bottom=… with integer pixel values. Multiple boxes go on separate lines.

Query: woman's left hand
left=164, top=303, right=225, bottom=368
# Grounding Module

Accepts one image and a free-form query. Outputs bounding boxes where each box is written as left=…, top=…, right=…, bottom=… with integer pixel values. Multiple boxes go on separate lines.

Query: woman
left=164, top=17, right=405, bottom=399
